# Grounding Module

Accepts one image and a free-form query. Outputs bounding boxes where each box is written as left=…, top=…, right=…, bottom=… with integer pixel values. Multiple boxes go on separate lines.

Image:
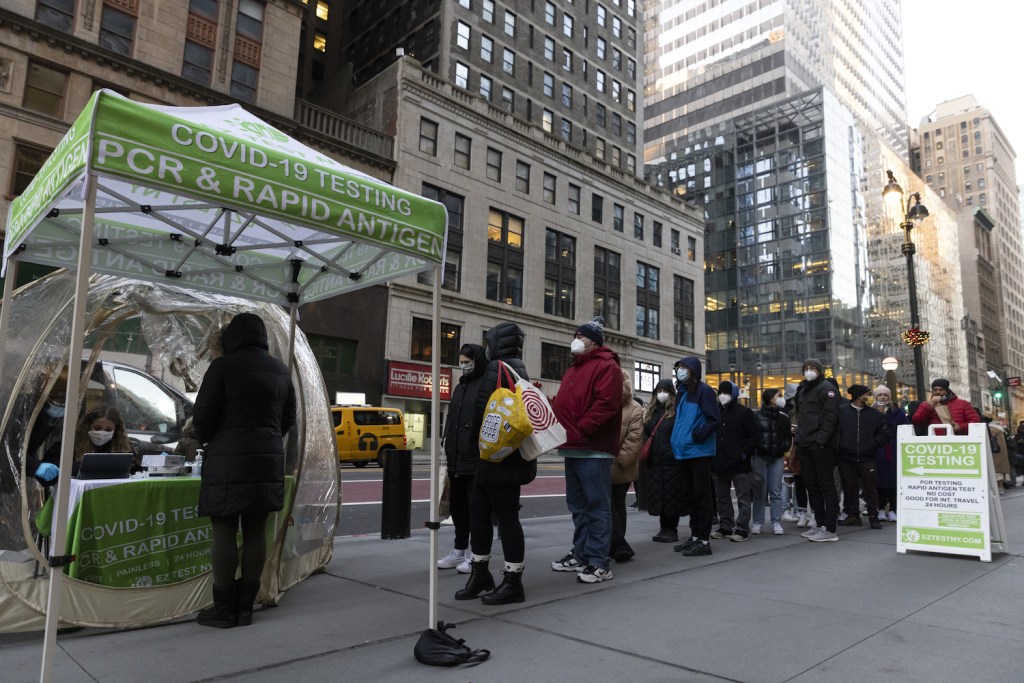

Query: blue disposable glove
left=35, top=462, right=59, bottom=482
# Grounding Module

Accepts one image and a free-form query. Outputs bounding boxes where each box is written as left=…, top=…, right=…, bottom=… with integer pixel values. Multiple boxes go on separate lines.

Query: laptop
left=75, top=453, right=134, bottom=480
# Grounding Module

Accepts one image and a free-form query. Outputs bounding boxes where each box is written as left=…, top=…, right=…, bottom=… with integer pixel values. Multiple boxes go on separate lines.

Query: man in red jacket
left=912, top=379, right=980, bottom=436
left=551, top=316, right=623, bottom=584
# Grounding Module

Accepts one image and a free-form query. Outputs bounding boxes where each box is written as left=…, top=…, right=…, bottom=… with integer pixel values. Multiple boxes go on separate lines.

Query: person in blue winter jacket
left=669, top=357, right=721, bottom=557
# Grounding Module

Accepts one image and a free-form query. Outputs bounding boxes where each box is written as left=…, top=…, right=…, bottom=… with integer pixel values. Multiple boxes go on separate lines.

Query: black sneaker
left=680, top=540, right=712, bottom=556
left=838, top=516, right=863, bottom=527
left=652, top=528, right=679, bottom=543
left=613, top=547, right=635, bottom=563
left=673, top=537, right=700, bottom=552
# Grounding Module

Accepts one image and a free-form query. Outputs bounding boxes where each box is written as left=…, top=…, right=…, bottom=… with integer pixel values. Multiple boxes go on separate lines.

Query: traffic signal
left=994, top=388, right=1004, bottom=400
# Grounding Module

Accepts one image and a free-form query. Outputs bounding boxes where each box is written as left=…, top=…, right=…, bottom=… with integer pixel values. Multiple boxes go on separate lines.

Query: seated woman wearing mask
left=73, top=405, right=141, bottom=474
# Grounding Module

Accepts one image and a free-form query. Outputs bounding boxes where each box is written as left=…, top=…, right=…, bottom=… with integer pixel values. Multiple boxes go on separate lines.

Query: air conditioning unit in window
left=671, top=247, right=681, bottom=255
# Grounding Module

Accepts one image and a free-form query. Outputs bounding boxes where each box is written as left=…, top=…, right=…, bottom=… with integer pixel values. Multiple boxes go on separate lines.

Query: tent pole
left=40, top=174, right=98, bottom=683
left=0, top=259, right=19, bottom=384
left=287, top=300, right=298, bottom=376
left=428, top=267, right=441, bottom=628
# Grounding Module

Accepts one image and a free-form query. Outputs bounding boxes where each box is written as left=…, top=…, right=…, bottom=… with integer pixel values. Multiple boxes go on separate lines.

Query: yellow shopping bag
left=478, top=362, right=534, bottom=462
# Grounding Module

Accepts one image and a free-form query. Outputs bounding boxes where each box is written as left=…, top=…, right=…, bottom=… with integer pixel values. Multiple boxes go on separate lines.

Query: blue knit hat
left=575, top=316, right=605, bottom=345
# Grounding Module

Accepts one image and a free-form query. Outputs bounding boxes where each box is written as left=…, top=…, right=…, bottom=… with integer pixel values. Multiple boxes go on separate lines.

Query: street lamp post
left=881, top=356, right=899, bottom=402
left=883, top=170, right=930, bottom=402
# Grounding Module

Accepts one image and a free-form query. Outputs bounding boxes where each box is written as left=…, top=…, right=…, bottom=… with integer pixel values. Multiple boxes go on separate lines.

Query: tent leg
left=287, top=301, right=298, bottom=376
left=40, top=175, right=98, bottom=683
left=428, top=267, right=441, bottom=628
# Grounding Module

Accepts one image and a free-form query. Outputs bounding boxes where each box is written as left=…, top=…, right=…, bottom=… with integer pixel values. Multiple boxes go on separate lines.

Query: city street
left=338, top=461, right=574, bottom=536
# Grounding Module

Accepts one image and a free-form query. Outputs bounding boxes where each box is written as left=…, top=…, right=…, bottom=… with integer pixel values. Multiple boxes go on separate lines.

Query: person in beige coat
left=611, top=369, right=644, bottom=562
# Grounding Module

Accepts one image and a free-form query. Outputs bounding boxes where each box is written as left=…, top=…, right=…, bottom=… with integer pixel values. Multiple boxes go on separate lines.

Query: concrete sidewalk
left=3, top=491, right=1024, bottom=682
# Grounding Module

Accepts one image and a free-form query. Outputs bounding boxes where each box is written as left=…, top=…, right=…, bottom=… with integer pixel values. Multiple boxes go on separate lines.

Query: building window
left=563, top=13, right=574, bottom=38
left=545, top=228, right=577, bottom=319
left=457, top=21, right=471, bottom=50
left=597, top=4, right=606, bottom=26
left=653, top=221, right=662, bottom=248
left=504, top=10, right=516, bottom=37
left=501, top=86, right=514, bottom=111
left=487, top=209, right=525, bottom=306
left=35, top=0, right=75, bottom=31
left=231, top=61, right=259, bottom=103
left=595, top=138, right=606, bottom=160
left=516, top=160, right=530, bottom=193
left=411, top=318, right=461, bottom=366
left=99, top=0, right=137, bottom=56
left=421, top=184, right=465, bottom=292
left=597, top=36, right=606, bottom=59
left=633, top=212, right=644, bottom=240
left=23, top=61, right=67, bottom=118
left=687, top=236, right=696, bottom=261
left=626, top=26, right=636, bottom=48
left=543, top=109, right=554, bottom=133
left=9, top=144, right=51, bottom=197
left=613, top=203, right=624, bottom=232
left=183, top=40, right=214, bottom=85
left=480, top=34, right=493, bottom=62
left=594, top=246, right=621, bottom=330
left=543, top=72, right=554, bottom=97
left=627, top=58, right=636, bottom=81
left=313, top=32, right=327, bottom=51
left=486, top=147, right=502, bottom=182
left=458, top=0, right=471, bottom=7
left=545, top=1, right=556, bottom=24
left=480, top=74, right=493, bottom=100
left=483, top=0, right=494, bottom=22
left=544, top=36, right=555, bottom=61
left=315, top=0, right=329, bottom=20
left=542, top=342, right=572, bottom=380
left=634, top=361, right=659, bottom=395
left=596, top=103, right=607, bottom=127
left=611, top=112, right=622, bottom=136
left=562, top=83, right=573, bottom=108
left=563, top=48, right=573, bottom=72
left=612, top=16, right=621, bottom=37
left=626, top=90, right=635, bottom=112
left=636, top=262, right=660, bottom=339
left=560, top=118, right=572, bottom=142
left=592, top=193, right=604, bottom=222
left=674, top=275, right=695, bottom=348
left=503, top=48, right=515, bottom=75
left=454, top=133, right=472, bottom=169
left=611, top=80, right=621, bottom=103
left=543, top=172, right=557, bottom=204
left=454, top=62, right=469, bottom=88
left=596, top=70, right=606, bottom=92
left=670, top=229, right=680, bottom=252
left=419, top=118, right=438, bottom=155
left=568, top=183, right=581, bottom=214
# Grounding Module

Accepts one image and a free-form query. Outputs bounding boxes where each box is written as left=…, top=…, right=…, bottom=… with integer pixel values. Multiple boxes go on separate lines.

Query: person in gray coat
left=193, top=312, right=296, bottom=628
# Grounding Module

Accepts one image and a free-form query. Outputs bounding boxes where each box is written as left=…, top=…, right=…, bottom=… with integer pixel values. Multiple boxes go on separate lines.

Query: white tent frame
left=1, top=91, right=448, bottom=681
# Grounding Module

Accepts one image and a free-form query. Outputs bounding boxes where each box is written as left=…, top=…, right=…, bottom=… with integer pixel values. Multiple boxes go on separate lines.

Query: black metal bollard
left=380, top=449, right=412, bottom=539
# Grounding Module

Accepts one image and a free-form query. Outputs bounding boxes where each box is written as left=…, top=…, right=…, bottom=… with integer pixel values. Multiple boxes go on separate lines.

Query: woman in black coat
left=438, top=343, right=488, bottom=573
left=455, top=321, right=537, bottom=605
left=192, top=312, right=297, bottom=629
left=644, top=378, right=681, bottom=544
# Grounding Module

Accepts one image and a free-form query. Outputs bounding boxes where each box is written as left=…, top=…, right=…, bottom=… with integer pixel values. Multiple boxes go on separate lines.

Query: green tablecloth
left=36, top=477, right=295, bottom=588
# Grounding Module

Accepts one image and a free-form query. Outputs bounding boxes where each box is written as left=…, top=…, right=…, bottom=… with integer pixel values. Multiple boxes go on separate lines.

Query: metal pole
left=902, top=220, right=926, bottom=401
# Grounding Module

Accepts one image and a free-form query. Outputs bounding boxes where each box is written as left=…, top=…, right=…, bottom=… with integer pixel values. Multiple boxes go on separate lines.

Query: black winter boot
left=197, top=583, right=236, bottom=628
left=481, top=568, right=524, bottom=605
left=454, top=559, right=495, bottom=600
left=235, top=579, right=261, bottom=626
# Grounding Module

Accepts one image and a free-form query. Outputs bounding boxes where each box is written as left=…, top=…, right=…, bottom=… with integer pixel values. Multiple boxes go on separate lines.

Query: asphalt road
left=337, top=462, right=578, bottom=537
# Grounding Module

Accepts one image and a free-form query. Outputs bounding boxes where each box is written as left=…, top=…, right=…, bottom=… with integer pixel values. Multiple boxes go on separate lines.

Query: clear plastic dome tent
left=0, top=272, right=336, bottom=631
left=1, top=90, right=449, bottom=675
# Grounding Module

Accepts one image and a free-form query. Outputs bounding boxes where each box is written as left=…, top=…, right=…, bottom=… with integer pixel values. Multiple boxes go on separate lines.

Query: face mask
left=718, top=394, right=732, bottom=406
left=459, top=362, right=474, bottom=375
left=804, top=370, right=819, bottom=382
left=88, top=430, right=114, bottom=446
left=875, top=399, right=889, bottom=409
left=45, top=403, right=65, bottom=419
left=570, top=338, right=586, bottom=355
left=862, top=396, right=874, bottom=407
left=656, top=391, right=670, bottom=403
left=774, top=396, right=787, bottom=409
left=676, top=368, right=690, bottom=382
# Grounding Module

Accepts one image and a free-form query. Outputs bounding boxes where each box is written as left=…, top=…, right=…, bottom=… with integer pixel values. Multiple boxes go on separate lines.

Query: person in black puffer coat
left=455, top=321, right=537, bottom=606
left=438, top=343, right=488, bottom=573
left=710, top=381, right=759, bottom=540
left=644, top=378, right=680, bottom=543
left=750, top=388, right=793, bottom=534
left=193, top=312, right=297, bottom=629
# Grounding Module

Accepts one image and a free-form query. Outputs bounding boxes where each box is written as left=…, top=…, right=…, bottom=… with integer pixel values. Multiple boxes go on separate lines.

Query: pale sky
left=901, top=0, right=1024, bottom=183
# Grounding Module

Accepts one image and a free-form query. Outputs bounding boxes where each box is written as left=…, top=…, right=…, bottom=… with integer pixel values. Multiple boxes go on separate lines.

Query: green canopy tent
left=1, top=90, right=449, bottom=681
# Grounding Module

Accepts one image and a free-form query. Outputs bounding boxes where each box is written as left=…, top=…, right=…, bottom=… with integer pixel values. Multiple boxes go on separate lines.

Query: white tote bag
left=504, top=365, right=566, bottom=461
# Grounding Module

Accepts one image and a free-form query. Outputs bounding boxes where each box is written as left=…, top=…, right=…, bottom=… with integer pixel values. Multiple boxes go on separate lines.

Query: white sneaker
left=801, top=525, right=822, bottom=538
left=438, top=547, right=466, bottom=569
left=809, top=528, right=839, bottom=542
left=750, top=523, right=763, bottom=535
left=773, top=522, right=784, bottom=535
left=888, top=511, right=897, bottom=522
left=838, top=512, right=848, bottom=522
left=808, top=513, right=817, bottom=528
left=456, top=559, right=471, bottom=574
left=781, top=509, right=799, bottom=523
left=877, top=511, right=887, bottom=523
left=796, top=513, right=808, bottom=528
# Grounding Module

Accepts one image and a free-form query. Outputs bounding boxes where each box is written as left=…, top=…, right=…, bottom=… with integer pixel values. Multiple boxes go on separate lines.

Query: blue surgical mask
left=676, top=368, right=690, bottom=382
left=459, top=362, right=474, bottom=375
left=44, top=403, right=65, bottom=419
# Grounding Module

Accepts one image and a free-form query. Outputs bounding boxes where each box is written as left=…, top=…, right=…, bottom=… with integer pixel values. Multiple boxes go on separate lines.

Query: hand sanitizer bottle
left=193, top=449, right=204, bottom=478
